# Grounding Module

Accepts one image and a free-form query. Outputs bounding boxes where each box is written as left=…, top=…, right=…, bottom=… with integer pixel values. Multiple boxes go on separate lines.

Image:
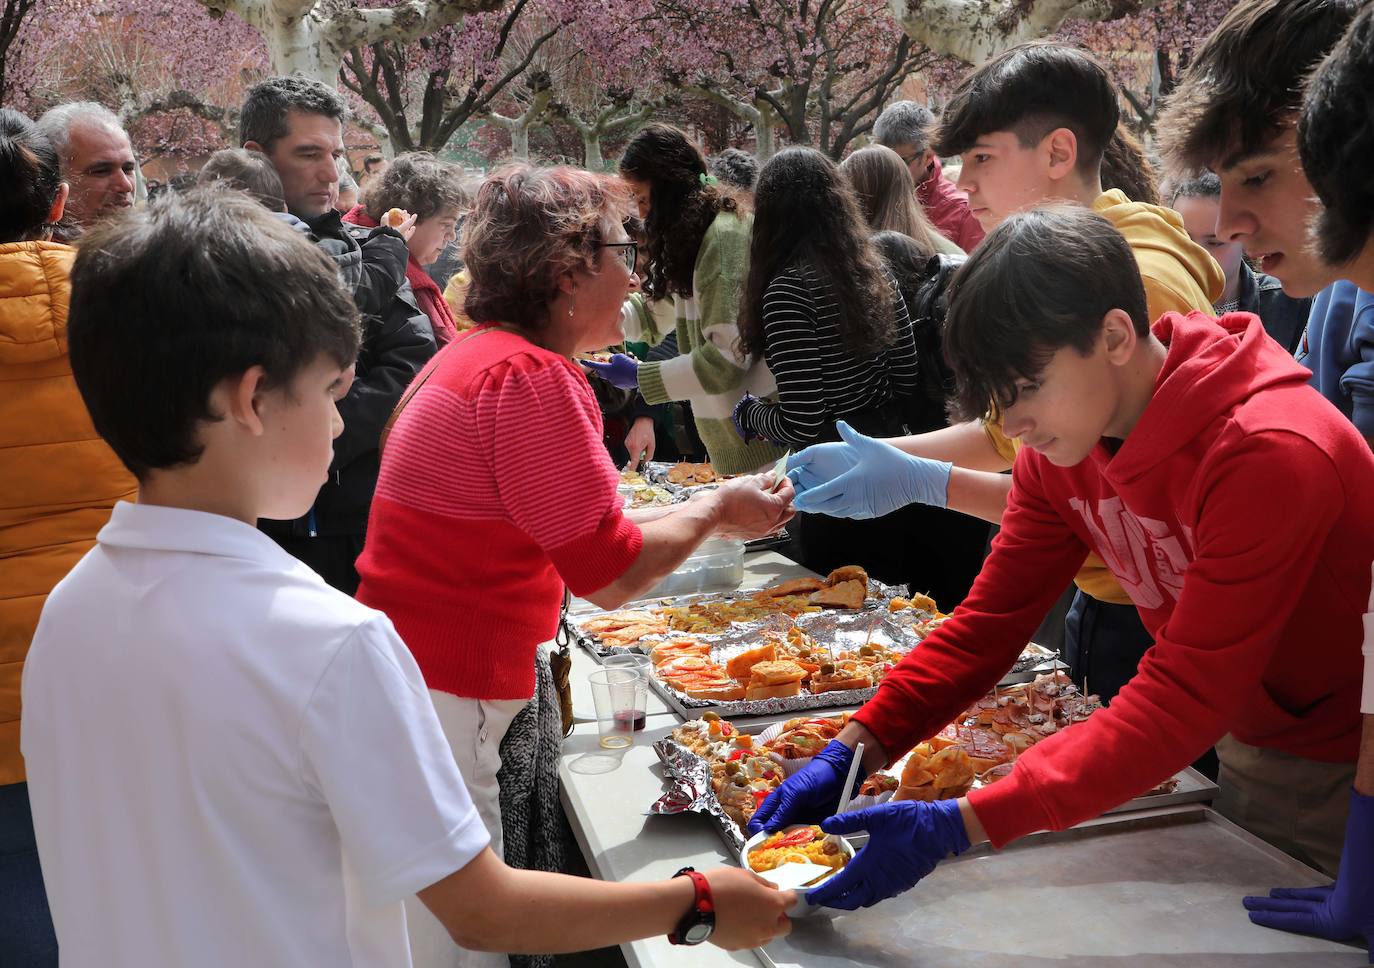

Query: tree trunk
left=753, top=100, right=777, bottom=161
left=583, top=131, right=604, bottom=171
left=510, top=124, right=531, bottom=159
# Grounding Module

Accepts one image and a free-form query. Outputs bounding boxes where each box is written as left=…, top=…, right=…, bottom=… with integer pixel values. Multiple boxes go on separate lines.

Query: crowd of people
left=1, top=0, right=1372, bottom=964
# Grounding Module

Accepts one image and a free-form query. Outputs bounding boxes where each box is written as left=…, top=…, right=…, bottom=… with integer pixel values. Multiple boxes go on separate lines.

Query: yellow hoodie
left=985, top=189, right=1224, bottom=605
left=0, top=240, right=137, bottom=784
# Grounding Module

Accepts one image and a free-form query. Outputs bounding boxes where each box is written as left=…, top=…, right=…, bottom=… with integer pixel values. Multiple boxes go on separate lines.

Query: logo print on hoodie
left=1068, top=497, right=1191, bottom=609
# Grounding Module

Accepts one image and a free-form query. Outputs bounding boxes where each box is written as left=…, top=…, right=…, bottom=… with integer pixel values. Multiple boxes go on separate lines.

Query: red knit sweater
left=356, top=327, right=644, bottom=700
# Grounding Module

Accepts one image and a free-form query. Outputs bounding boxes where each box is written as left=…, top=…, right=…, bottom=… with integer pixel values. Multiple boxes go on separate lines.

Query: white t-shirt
left=22, top=502, right=489, bottom=968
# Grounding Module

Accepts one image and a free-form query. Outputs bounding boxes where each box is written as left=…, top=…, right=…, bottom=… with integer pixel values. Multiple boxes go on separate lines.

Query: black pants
left=269, top=532, right=367, bottom=596
left=1063, top=590, right=1218, bottom=779
left=787, top=404, right=991, bottom=611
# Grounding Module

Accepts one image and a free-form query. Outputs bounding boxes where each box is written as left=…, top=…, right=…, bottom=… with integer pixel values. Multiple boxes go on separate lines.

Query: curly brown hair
left=362, top=151, right=469, bottom=223
left=462, top=164, right=633, bottom=332
left=618, top=123, right=746, bottom=301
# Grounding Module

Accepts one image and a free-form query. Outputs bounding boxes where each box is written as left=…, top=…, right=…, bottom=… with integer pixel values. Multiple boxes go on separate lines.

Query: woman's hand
left=711, top=474, right=795, bottom=540
left=383, top=208, right=419, bottom=242
left=702, top=868, right=794, bottom=950
left=624, top=416, right=656, bottom=470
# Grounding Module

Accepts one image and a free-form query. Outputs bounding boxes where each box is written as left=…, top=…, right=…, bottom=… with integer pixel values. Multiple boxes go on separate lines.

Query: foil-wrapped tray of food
left=617, top=468, right=689, bottom=509
left=566, top=565, right=912, bottom=656
left=643, top=460, right=738, bottom=490
left=649, top=674, right=1216, bottom=854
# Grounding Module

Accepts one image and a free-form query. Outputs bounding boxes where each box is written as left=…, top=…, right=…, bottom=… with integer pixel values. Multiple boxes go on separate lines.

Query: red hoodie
left=854, top=311, right=1374, bottom=847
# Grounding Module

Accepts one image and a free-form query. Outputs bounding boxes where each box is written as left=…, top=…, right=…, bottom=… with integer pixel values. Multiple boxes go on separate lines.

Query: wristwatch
left=667, top=867, right=715, bottom=945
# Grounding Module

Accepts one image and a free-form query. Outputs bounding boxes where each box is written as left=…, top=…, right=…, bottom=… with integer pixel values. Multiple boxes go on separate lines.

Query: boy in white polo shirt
left=20, top=188, right=793, bottom=967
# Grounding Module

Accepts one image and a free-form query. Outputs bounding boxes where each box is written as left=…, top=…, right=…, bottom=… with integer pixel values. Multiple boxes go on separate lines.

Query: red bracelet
left=667, top=867, right=715, bottom=945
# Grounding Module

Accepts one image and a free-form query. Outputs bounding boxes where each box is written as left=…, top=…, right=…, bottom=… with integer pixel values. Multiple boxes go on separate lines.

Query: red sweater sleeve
left=852, top=453, right=1090, bottom=766
left=969, top=432, right=1347, bottom=846
left=480, top=358, right=643, bottom=596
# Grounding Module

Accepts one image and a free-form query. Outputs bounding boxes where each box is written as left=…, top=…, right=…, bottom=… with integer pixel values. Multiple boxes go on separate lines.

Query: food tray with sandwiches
left=643, top=460, right=738, bottom=489
left=565, top=565, right=918, bottom=656
left=617, top=468, right=689, bottom=509
left=649, top=674, right=1216, bottom=855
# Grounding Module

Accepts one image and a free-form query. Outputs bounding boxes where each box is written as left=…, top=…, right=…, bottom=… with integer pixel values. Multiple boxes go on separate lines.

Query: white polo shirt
left=22, top=502, right=489, bottom=968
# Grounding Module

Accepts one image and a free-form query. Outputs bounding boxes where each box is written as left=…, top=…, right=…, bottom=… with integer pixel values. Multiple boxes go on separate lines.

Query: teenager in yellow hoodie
left=785, top=43, right=1223, bottom=706
left=0, top=109, right=137, bottom=964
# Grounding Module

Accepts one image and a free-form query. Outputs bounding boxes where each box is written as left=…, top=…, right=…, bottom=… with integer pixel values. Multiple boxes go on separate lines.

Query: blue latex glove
left=1244, top=789, right=1374, bottom=960
left=731, top=392, right=762, bottom=443
left=785, top=420, right=951, bottom=519
left=807, top=799, right=971, bottom=910
left=581, top=353, right=639, bottom=389
left=747, top=740, right=867, bottom=836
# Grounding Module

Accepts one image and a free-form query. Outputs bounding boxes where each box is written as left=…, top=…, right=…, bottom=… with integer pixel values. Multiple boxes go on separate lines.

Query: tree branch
left=888, top=0, right=1165, bottom=64
left=329, top=0, right=506, bottom=51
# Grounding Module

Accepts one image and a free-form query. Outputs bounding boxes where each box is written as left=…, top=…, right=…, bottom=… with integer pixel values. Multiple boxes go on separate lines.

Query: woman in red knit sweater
left=356, top=164, right=794, bottom=968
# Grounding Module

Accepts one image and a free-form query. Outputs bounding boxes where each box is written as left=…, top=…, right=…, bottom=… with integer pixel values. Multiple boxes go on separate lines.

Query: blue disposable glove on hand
left=731, top=392, right=762, bottom=443
left=785, top=420, right=951, bottom=519
left=747, top=740, right=867, bottom=836
left=807, top=799, right=971, bottom=910
left=581, top=353, right=639, bottom=389
left=1244, top=789, right=1374, bottom=960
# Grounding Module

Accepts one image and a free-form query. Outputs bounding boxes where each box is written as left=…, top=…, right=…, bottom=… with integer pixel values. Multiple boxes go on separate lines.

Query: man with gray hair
left=36, top=102, right=137, bottom=241
left=873, top=99, right=984, bottom=251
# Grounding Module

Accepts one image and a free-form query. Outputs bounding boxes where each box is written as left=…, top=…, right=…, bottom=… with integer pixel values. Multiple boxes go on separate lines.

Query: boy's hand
left=702, top=867, right=794, bottom=950
left=806, top=799, right=970, bottom=910
left=748, top=739, right=865, bottom=835
left=788, top=421, right=951, bottom=519
left=624, top=416, right=656, bottom=469
left=712, top=474, right=795, bottom=540
left=1244, top=789, right=1374, bottom=958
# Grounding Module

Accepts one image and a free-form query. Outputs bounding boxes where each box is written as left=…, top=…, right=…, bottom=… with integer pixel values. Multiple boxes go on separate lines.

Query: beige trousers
left=1214, top=734, right=1354, bottom=876
left=404, top=691, right=530, bottom=968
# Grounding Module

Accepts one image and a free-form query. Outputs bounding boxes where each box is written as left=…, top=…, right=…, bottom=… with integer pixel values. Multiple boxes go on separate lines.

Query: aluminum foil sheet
left=565, top=579, right=913, bottom=658
left=649, top=737, right=747, bottom=852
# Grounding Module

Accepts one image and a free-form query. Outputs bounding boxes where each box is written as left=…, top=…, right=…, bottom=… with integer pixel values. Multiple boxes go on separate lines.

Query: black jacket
left=260, top=209, right=437, bottom=539
left=1237, top=262, right=1311, bottom=356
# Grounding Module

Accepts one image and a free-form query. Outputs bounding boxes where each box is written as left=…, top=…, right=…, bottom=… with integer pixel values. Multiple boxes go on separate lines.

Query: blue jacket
left=1296, top=281, right=1374, bottom=437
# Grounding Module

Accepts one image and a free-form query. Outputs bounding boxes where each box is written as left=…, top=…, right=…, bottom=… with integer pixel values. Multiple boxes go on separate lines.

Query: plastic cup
left=589, top=668, right=647, bottom=748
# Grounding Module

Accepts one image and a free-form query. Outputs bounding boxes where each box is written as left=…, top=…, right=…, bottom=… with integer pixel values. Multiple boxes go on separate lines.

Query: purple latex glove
left=731, top=392, right=762, bottom=443
left=747, top=739, right=867, bottom=836
left=581, top=352, right=639, bottom=389
left=807, top=798, right=970, bottom=910
left=1244, top=789, right=1374, bottom=960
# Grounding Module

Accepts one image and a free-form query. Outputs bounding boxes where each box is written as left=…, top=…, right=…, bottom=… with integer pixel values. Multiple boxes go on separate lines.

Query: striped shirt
left=737, top=262, right=920, bottom=445
left=356, top=327, right=643, bottom=700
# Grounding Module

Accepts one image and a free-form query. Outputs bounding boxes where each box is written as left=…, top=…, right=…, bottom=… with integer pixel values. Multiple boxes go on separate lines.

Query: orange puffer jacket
left=0, top=240, right=137, bottom=785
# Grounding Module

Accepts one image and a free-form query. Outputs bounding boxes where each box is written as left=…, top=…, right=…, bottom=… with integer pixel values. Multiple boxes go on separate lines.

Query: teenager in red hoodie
left=751, top=205, right=1374, bottom=911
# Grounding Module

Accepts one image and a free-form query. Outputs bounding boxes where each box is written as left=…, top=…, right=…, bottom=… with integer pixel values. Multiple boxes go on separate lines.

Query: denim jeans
left=0, top=782, right=58, bottom=967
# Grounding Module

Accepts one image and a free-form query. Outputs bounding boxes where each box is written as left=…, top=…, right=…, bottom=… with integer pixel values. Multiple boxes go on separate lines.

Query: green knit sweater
left=631, top=211, right=786, bottom=475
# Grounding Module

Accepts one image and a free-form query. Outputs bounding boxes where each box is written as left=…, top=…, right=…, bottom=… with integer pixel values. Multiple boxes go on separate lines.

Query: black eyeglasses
left=597, top=241, right=638, bottom=272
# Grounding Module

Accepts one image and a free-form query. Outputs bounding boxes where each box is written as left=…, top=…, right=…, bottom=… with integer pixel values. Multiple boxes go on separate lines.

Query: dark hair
left=935, top=41, right=1119, bottom=177
left=1158, top=0, right=1360, bottom=173
left=0, top=109, right=63, bottom=243
left=739, top=147, right=895, bottom=359
left=363, top=153, right=385, bottom=172
left=1168, top=170, right=1222, bottom=205
left=462, top=164, right=631, bottom=332
left=872, top=100, right=936, bottom=152
left=618, top=123, right=744, bottom=301
left=1100, top=123, right=1160, bottom=204
left=363, top=152, right=470, bottom=223
left=197, top=148, right=286, bottom=210
left=239, top=75, right=348, bottom=153
left=943, top=205, right=1148, bottom=421
left=710, top=148, right=759, bottom=192
left=1300, top=2, right=1374, bottom=266
left=67, top=189, right=360, bottom=480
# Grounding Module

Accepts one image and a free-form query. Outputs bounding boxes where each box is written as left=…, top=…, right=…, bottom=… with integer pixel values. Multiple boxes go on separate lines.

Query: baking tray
left=753, top=805, right=1362, bottom=967
left=650, top=715, right=1217, bottom=857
